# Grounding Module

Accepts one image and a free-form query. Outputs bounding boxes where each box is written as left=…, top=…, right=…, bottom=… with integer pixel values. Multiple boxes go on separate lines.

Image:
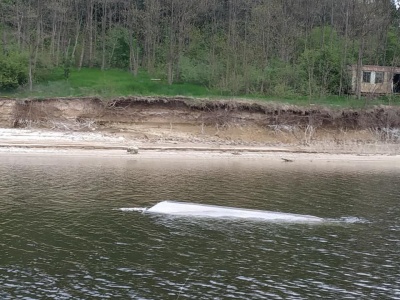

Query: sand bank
left=0, top=129, right=399, bottom=167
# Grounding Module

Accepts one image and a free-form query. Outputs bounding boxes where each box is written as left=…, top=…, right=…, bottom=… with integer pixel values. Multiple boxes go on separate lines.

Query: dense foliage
left=0, top=52, right=28, bottom=90
left=0, top=0, right=399, bottom=97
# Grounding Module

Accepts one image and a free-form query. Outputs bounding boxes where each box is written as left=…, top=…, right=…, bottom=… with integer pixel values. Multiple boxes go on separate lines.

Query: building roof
left=349, top=65, right=400, bottom=73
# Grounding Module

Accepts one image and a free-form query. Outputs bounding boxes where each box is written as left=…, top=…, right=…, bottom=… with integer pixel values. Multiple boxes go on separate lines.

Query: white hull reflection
left=144, top=201, right=324, bottom=223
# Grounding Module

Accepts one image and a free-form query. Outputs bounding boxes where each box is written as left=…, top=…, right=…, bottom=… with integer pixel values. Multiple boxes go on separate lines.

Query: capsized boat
left=145, top=200, right=324, bottom=223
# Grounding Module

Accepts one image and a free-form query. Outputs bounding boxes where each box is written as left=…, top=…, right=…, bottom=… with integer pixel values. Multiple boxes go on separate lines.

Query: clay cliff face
left=1, top=96, right=399, bottom=131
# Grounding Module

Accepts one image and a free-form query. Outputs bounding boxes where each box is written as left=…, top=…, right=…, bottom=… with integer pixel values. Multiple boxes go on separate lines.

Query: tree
left=0, top=0, right=398, bottom=95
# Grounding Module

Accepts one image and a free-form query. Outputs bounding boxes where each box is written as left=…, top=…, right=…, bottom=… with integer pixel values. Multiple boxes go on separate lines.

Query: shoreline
left=0, top=97, right=399, bottom=159
left=0, top=128, right=399, bottom=165
left=1, top=148, right=400, bottom=173
left=1, top=143, right=399, bottom=165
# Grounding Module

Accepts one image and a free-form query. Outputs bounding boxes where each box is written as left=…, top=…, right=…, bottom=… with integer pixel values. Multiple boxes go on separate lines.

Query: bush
left=179, top=56, right=212, bottom=86
left=263, top=59, right=302, bottom=96
left=0, top=52, right=28, bottom=90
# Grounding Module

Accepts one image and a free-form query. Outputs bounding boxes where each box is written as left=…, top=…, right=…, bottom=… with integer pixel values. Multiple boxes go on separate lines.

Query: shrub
left=0, top=52, right=28, bottom=90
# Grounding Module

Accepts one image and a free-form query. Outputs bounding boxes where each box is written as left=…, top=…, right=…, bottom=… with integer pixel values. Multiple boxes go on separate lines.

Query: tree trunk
left=339, top=1, right=349, bottom=96
left=71, top=19, right=81, bottom=63
left=28, top=54, right=33, bottom=91
left=101, top=0, right=107, bottom=70
left=356, top=37, right=365, bottom=100
left=78, top=26, right=86, bottom=70
left=88, top=0, right=94, bottom=67
left=167, top=0, right=175, bottom=85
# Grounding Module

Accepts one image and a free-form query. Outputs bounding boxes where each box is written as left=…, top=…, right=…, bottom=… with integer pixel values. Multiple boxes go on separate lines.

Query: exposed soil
left=0, top=96, right=399, bottom=154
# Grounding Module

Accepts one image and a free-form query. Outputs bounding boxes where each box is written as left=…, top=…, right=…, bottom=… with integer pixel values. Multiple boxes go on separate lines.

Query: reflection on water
left=0, top=155, right=399, bottom=299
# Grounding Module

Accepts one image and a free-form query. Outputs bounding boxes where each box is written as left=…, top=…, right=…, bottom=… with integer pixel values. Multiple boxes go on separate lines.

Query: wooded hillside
left=1, top=0, right=399, bottom=97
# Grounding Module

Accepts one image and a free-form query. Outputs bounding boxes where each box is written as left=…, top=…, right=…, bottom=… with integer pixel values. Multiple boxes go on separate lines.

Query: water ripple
left=0, top=155, right=399, bottom=299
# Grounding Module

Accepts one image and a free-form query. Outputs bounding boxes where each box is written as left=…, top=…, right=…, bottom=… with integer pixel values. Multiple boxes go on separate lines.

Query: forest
left=0, top=0, right=400, bottom=99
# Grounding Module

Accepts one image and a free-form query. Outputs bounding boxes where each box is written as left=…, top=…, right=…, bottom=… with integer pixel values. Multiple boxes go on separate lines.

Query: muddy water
left=0, top=154, right=399, bottom=299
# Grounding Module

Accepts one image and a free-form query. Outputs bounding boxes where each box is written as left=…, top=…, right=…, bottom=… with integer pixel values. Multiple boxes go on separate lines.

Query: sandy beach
left=0, top=128, right=399, bottom=167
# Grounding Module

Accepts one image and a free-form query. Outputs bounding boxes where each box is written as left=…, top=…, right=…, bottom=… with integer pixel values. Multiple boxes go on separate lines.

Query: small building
left=349, top=65, right=400, bottom=95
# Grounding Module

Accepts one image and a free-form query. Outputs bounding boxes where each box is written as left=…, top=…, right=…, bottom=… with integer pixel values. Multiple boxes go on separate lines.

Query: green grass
left=4, top=68, right=219, bottom=99
left=2, top=67, right=400, bottom=108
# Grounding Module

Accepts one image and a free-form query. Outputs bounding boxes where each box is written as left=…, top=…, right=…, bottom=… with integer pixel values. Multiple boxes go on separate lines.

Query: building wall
left=350, top=65, right=400, bottom=95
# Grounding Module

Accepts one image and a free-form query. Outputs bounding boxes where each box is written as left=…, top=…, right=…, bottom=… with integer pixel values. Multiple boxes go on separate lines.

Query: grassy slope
left=2, top=68, right=400, bottom=108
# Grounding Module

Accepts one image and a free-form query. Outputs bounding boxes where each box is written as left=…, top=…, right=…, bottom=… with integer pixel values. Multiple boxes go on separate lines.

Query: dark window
left=393, top=74, right=400, bottom=93
left=363, top=71, right=371, bottom=83
left=375, top=72, right=384, bottom=84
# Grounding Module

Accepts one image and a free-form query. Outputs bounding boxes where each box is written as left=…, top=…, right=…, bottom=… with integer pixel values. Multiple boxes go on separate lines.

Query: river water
left=0, top=154, right=399, bottom=299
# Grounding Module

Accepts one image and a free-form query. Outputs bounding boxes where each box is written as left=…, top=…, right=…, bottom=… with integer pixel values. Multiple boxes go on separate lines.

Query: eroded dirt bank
left=0, top=96, right=399, bottom=154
